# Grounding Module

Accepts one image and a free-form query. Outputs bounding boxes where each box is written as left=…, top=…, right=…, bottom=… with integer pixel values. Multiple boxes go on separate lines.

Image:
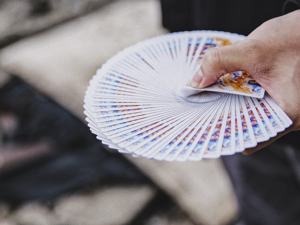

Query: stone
left=1, top=186, right=155, bottom=225
left=0, top=0, right=237, bottom=224
left=127, top=157, right=238, bottom=225
left=0, top=70, right=10, bottom=147
left=0, top=203, right=10, bottom=220
left=0, top=221, right=15, bottom=225
left=0, top=0, right=110, bottom=47
left=0, top=70, right=10, bottom=88
left=53, top=186, right=155, bottom=225
left=0, top=0, right=167, bottom=119
left=8, top=202, right=53, bottom=225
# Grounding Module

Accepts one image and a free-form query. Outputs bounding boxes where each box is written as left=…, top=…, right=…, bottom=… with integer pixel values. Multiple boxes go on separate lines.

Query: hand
left=190, top=9, right=300, bottom=154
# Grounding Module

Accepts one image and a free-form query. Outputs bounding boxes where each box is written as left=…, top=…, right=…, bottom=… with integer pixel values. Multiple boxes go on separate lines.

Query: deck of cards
left=84, top=31, right=292, bottom=162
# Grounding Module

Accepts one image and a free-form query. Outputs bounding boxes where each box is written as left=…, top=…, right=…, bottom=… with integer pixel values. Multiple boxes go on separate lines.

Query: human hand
left=190, top=9, right=300, bottom=154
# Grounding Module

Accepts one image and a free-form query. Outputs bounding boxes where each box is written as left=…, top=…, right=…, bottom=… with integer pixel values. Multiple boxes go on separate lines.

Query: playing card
left=220, top=95, right=236, bottom=155
left=234, top=95, right=245, bottom=152
left=183, top=71, right=265, bottom=98
left=264, top=94, right=292, bottom=128
left=84, top=30, right=292, bottom=162
left=150, top=102, right=217, bottom=160
left=188, top=97, right=229, bottom=161
left=250, top=97, right=277, bottom=138
left=244, top=96, right=269, bottom=142
left=202, top=96, right=231, bottom=158
left=255, top=97, right=285, bottom=132
left=239, top=95, right=257, bottom=148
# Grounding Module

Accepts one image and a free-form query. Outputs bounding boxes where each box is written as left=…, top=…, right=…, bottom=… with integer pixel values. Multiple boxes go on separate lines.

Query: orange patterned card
left=186, top=71, right=265, bottom=98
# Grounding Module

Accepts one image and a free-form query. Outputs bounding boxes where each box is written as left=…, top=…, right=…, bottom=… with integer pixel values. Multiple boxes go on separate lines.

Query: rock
left=0, top=0, right=110, bottom=47
left=0, top=70, right=10, bottom=88
left=0, top=221, right=15, bottom=225
left=0, top=70, right=10, bottom=145
left=8, top=202, right=53, bottom=225
left=0, top=0, right=167, bottom=119
left=0, top=0, right=237, bottom=224
left=0, top=203, right=10, bottom=220
left=53, top=186, right=155, bottom=225
left=127, top=157, right=238, bottom=225
left=1, top=186, right=155, bottom=225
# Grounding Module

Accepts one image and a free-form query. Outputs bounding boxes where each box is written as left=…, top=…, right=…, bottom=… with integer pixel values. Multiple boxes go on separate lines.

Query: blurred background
left=0, top=0, right=238, bottom=224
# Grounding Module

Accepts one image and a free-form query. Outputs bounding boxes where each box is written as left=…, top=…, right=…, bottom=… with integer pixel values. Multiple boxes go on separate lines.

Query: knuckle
left=202, top=47, right=227, bottom=80
left=243, top=40, right=272, bottom=75
left=204, top=48, right=221, bottom=67
left=244, top=40, right=263, bottom=61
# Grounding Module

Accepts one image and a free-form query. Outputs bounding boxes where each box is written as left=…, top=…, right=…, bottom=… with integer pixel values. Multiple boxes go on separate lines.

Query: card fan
left=83, top=31, right=291, bottom=162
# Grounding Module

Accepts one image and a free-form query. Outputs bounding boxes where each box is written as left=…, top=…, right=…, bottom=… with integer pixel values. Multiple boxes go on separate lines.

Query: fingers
left=191, top=41, right=252, bottom=88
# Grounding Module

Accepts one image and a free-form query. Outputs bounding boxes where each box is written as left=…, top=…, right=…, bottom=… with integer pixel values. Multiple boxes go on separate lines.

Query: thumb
left=190, top=41, right=250, bottom=88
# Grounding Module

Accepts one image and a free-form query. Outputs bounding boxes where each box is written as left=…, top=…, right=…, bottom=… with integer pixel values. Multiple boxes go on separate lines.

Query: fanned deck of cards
left=84, top=31, right=292, bottom=161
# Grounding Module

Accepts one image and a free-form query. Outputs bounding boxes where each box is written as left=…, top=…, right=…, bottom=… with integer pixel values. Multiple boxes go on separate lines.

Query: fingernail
left=190, top=69, right=203, bottom=88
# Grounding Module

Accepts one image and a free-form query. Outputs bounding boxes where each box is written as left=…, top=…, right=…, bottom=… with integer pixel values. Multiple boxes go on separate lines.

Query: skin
left=190, top=9, right=300, bottom=155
